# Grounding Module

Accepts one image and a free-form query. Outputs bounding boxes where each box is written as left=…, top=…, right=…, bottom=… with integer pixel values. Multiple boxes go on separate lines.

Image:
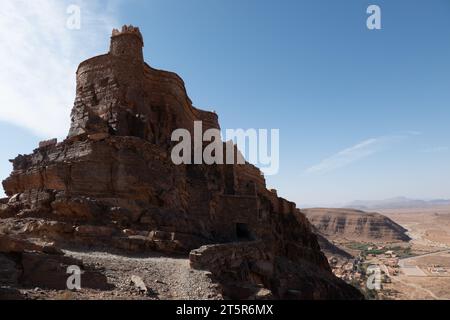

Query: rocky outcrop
left=0, top=25, right=362, bottom=300
left=0, top=233, right=110, bottom=298
left=314, top=232, right=353, bottom=260
left=190, top=241, right=360, bottom=300
left=302, top=208, right=411, bottom=243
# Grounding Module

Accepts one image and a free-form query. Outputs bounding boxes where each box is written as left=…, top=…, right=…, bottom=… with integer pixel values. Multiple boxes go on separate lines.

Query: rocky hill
left=302, top=208, right=411, bottom=243
left=314, top=232, right=353, bottom=260
left=0, top=26, right=362, bottom=300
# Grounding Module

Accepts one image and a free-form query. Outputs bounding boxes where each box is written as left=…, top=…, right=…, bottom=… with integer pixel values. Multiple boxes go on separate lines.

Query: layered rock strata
left=302, top=208, right=411, bottom=242
left=1, top=26, right=362, bottom=300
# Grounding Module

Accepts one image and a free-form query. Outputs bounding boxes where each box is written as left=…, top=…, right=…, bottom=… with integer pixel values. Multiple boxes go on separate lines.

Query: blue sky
left=0, top=0, right=449, bottom=206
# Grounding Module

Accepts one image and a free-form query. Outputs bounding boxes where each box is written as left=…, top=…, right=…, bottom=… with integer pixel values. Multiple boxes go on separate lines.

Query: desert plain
left=378, top=206, right=450, bottom=299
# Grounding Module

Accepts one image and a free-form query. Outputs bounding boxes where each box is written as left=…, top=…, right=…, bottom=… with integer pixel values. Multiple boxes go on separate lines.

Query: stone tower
left=69, top=25, right=147, bottom=139
left=110, top=25, right=144, bottom=63
left=69, top=25, right=219, bottom=147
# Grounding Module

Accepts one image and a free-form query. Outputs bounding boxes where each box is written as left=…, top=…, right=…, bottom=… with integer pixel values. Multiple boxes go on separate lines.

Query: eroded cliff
left=0, top=26, right=362, bottom=300
left=302, top=208, right=411, bottom=243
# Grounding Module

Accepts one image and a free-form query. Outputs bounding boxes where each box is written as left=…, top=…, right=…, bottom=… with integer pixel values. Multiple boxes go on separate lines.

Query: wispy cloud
left=420, top=146, right=449, bottom=153
left=404, top=130, right=422, bottom=136
left=305, top=133, right=414, bottom=174
left=0, top=0, right=119, bottom=139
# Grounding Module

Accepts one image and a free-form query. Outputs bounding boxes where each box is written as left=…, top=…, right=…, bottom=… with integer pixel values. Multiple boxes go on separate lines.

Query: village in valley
left=319, top=206, right=450, bottom=300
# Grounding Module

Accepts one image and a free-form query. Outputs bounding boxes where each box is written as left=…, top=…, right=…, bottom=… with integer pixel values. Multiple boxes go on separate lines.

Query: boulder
left=130, top=275, right=148, bottom=295
left=20, top=252, right=112, bottom=290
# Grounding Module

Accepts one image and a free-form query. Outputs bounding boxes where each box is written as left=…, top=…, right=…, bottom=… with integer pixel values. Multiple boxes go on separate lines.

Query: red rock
left=75, top=225, right=115, bottom=237
left=39, top=138, right=57, bottom=149
left=20, top=252, right=111, bottom=290
left=0, top=25, right=362, bottom=300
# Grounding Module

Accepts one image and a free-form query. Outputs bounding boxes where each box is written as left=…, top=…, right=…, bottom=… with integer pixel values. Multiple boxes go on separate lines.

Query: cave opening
left=236, top=223, right=252, bottom=241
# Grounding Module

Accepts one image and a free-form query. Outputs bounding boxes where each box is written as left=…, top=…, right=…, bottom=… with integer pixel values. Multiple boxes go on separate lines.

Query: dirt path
left=399, top=249, right=450, bottom=265
left=381, top=261, right=447, bottom=300
left=60, top=249, right=222, bottom=300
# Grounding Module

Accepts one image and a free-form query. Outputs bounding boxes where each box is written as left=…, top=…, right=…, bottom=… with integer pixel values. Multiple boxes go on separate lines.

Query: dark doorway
left=236, top=223, right=252, bottom=240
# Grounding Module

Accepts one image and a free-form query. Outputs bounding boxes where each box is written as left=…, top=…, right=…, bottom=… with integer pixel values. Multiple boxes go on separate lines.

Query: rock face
left=302, top=208, right=411, bottom=243
left=1, top=26, right=362, bottom=299
left=190, top=241, right=358, bottom=299
left=314, top=232, right=353, bottom=260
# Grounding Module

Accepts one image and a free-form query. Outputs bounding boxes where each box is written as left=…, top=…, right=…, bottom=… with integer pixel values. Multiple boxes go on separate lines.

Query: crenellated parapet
left=111, top=25, right=144, bottom=46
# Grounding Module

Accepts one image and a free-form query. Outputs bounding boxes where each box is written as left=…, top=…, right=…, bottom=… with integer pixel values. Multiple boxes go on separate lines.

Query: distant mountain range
left=343, top=197, right=450, bottom=210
